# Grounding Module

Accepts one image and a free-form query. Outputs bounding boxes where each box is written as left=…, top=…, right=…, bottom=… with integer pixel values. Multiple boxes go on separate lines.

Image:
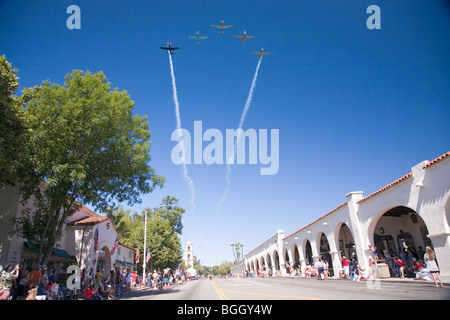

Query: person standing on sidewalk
left=0, top=264, right=20, bottom=300
left=340, top=253, right=350, bottom=279
left=424, top=246, right=444, bottom=288
left=114, top=269, right=123, bottom=298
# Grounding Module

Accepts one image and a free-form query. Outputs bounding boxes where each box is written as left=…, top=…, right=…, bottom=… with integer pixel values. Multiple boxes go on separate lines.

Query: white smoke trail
left=216, top=57, right=263, bottom=212
left=168, top=52, right=196, bottom=217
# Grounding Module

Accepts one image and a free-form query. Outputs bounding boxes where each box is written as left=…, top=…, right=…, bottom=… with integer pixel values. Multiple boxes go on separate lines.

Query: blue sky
left=1, top=0, right=449, bottom=265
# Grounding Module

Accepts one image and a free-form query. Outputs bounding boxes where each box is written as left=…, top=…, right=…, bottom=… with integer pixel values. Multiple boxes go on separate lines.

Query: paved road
left=124, top=276, right=450, bottom=300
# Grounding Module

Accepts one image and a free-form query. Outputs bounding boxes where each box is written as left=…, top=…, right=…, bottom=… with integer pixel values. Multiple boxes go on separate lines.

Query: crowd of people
left=81, top=266, right=197, bottom=300
left=368, top=245, right=444, bottom=287
left=0, top=264, right=63, bottom=300
left=0, top=263, right=199, bottom=300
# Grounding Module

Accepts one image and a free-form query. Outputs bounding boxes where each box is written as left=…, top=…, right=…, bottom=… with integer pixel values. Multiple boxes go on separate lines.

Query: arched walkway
left=317, top=232, right=334, bottom=276
left=338, top=223, right=357, bottom=260
left=371, top=205, right=434, bottom=277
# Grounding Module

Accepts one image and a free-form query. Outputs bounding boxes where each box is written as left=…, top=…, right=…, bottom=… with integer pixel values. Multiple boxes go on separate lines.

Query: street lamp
left=143, top=204, right=166, bottom=285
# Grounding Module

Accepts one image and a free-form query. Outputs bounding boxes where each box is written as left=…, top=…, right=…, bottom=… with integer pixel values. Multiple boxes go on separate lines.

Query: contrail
left=168, top=52, right=196, bottom=217
left=217, top=57, right=263, bottom=212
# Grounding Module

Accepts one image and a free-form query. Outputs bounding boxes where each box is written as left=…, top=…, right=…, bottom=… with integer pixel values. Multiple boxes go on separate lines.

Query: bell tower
left=185, top=241, right=194, bottom=268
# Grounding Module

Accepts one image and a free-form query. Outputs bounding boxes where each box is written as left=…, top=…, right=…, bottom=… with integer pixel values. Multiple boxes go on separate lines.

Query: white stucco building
left=231, top=151, right=450, bottom=278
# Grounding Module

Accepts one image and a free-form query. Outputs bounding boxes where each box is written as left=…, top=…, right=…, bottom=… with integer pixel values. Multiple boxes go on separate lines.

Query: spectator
left=114, top=269, right=123, bottom=298
left=417, top=246, right=425, bottom=261
left=14, top=266, right=30, bottom=300
left=163, top=269, right=170, bottom=289
left=393, top=257, right=406, bottom=278
left=96, top=269, right=103, bottom=284
left=39, top=265, right=50, bottom=297
left=50, top=269, right=57, bottom=285
left=340, top=254, right=350, bottom=279
left=85, top=285, right=93, bottom=300
left=314, top=259, right=325, bottom=280
left=0, top=264, right=20, bottom=300
left=29, top=266, right=41, bottom=288
left=126, top=271, right=132, bottom=291
left=424, top=246, right=444, bottom=287
left=324, top=260, right=330, bottom=279
left=353, top=265, right=361, bottom=281
left=399, top=249, right=407, bottom=266
left=368, top=245, right=378, bottom=260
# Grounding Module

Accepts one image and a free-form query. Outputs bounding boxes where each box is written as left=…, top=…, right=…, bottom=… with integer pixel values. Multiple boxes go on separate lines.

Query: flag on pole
left=135, top=244, right=139, bottom=263
left=111, top=236, right=119, bottom=255
left=93, top=228, right=99, bottom=253
left=146, top=248, right=151, bottom=263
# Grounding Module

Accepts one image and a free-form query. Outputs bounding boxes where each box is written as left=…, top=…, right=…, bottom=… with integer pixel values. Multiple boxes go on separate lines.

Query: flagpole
left=142, top=209, right=148, bottom=285
left=142, top=204, right=166, bottom=286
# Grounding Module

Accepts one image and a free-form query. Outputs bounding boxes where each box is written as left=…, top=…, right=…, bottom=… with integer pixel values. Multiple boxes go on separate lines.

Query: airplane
left=252, top=48, right=271, bottom=59
left=188, top=31, right=208, bottom=44
left=234, top=30, right=254, bottom=44
left=211, top=20, right=233, bottom=33
left=160, top=42, right=179, bottom=54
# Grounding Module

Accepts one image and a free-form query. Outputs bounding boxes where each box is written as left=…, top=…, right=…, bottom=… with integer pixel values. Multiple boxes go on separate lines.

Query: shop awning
left=23, top=242, right=76, bottom=261
left=115, top=260, right=136, bottom=269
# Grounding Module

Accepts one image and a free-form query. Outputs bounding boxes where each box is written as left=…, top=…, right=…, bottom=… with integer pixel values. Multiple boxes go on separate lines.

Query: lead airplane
left=211, top=20, right=233, bottom=33
left=252, top=48, right=271, bottom=59
left=160, top=42, right=179, bottom=54
left=188, top=31, right=208, bottom=44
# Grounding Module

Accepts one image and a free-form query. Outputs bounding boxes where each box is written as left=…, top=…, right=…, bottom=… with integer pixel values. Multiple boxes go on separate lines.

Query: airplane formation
left=160, top=20, right=270, bottom=58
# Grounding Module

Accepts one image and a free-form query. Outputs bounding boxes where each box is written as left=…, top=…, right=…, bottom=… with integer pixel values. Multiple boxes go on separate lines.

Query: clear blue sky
left=1, top=0, right=449, bottom=265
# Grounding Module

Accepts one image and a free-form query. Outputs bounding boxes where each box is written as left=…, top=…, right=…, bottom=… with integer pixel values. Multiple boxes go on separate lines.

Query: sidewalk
left=312, top=275, right=450, bottom=286
left=374, top=275, right=450, bottom=286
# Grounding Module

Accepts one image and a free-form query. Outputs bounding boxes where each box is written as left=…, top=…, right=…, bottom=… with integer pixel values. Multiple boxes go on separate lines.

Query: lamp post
left=142, top=204, right=166, bottom=285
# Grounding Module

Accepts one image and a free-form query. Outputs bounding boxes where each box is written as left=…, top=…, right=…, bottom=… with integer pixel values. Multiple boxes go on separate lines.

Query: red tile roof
left=423, top=151, right=450, bottom=169
left=72, top=215, right=109, bottom=226
left=70, top=204, right=109, bottom=226
left=283, top=202, right=348, bottom=240
left=357, top=172, right=413, bottom=204
left=358, top=151, right=449, bottom=204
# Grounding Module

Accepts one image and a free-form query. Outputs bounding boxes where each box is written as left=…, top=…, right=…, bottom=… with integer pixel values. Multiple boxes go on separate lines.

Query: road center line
left=212, top=280, right=325, bottom=300
left=210, top=280, right=228, bottom=300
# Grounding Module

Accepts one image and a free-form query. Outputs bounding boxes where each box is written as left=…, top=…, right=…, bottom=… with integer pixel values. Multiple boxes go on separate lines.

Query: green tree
left=110, top=196, right=185, bottom=272
left=154, top=195, right=185, bottom=235
left=105, top=206, right=134, bottom=240
left=13, top=70, right=165, bottom=267
left=0, top=55, right=24, bottom=186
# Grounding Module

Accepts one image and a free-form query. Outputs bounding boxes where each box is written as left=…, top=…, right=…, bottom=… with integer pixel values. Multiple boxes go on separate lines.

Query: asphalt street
left=124, top=276, right=450, bottom=300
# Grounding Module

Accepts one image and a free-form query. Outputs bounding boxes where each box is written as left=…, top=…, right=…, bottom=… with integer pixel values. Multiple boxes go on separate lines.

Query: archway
left=304, top=240, right=313, bottom=265
left=317, top=232, right=334, bottom=276
left=273, top=250, right=280, bottom=275
left=373, top=205, right=433, bottom=275
left=265, top=253, right=272, bottom=276
left=97, top=245, right=111, bottom=275
left=292, top=244, right=300, bottom=269
left=284, top=248, right=290, bottom=274
left=338, top=223, right=357, bottom=260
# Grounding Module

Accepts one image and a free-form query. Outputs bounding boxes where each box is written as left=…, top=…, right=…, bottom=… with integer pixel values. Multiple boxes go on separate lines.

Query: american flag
left=146, top=248, right=151, bottom=263
left=111, top=237, right=119, bottom=255
left=93, top=228, right=99, bottom=252
left=135, top=244, right=139, bottom=263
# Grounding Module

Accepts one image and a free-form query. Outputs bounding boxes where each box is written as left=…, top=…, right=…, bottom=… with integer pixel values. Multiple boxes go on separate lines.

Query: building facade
left=0, top=187, right=136, bottom=275
left=231, top=151, right=450, bottom=278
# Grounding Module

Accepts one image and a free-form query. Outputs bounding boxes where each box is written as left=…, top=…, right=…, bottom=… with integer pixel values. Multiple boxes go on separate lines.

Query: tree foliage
left=107, top=195, right=185, bottom=271
left=0, top=55, right=24, bottom=186
left=12, top=70, right=165, bottom=266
